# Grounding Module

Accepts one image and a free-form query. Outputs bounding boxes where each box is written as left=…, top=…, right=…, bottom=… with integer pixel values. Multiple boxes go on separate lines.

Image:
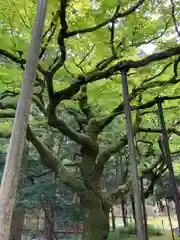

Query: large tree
left=0, top=0, right=180, bottom=239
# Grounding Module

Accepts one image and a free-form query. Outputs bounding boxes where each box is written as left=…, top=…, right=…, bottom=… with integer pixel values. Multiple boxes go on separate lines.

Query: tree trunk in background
left=131, top=193, right=136, bottom=223
left=111, top=207, right=116, bottom=231
left=140, top=178, right=149, bottom=240
left=0, top=1, right=47, bottom=239
left=10, top=211, right=25, bottom=240
left=44, top=203, right=55, bottom=240
left=44, top=171, right=56, bottom=240
left=121, top=198, right=128, bottom=227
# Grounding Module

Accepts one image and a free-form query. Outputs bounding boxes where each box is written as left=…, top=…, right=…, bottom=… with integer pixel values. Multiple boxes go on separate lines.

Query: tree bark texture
left=44, top=203, right=55, bottom=240
left=9, top=211, right=25, bottom=240
left=121, top=198, right=128, bottom=227
left=80, top=193, right=110, bottom=240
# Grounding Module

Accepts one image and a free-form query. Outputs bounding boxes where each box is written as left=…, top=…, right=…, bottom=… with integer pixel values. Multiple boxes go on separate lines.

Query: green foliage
left=108, top=224, right=163, bottom=239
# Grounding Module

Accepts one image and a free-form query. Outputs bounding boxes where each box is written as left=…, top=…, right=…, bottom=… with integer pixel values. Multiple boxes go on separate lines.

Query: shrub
left=109, top=223, right=163, bottom=238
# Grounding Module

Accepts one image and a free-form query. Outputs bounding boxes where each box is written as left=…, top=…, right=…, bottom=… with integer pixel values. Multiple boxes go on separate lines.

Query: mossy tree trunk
left=80, top=192, right=110, bottom=240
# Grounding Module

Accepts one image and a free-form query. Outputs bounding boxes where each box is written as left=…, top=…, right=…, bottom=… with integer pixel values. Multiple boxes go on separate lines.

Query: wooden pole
left=157, top=97, right=180, bottom=233
left=160, top=178, right=175, bottom=240
left=140, top=178, right=149, bottom=240
left=121, top=70, right=146, bottom=240
left=0, top=1, right=47, bottom=239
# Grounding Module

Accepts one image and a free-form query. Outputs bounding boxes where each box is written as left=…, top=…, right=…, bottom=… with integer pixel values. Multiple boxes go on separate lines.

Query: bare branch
left=170, top=0, right=180, bottom=39
left=131, top=20, right=169, bottom=48
left=142, top=62, right=172, bottom=83
left=78, top=86, right=94, bottom=119
left=49, top=0, right=68, bottom=75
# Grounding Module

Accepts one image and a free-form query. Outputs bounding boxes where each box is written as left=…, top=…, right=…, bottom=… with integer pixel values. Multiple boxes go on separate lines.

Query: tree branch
left=0, top=110, right=15, bottom=118
left=48, top=113, right=96, bottom=149
left=52, top=45, right=180, bottom=109
left=97, top=71, right=180, bottom=132
left=0, top=49, right=46, bottom=75
left=111, top=178, right=132, bottom=202
left=95, top=110, right=142, bottom=176
left=26, top=126, right=59, bottom=173
left=78, top=86, right=94, bottom=119
left=67, top=0, right=145, bottom=37
left=49, top=0, right=68, bottom=75
left=170, top=0, right=180, bottom=39
left=138, top=127, right=180, bottom=136
left=26, top=126, right=86, bottom=192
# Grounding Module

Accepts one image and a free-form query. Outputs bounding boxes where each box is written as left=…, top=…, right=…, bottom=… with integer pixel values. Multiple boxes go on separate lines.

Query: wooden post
left=157, top=97, right=180, bottom=233
left=0, top=1, right=47, bottom=238
left=121, top=70, right=146, bottom=240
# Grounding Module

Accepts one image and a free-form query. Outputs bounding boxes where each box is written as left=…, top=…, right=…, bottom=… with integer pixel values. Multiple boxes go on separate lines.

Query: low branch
left=27, top=126, right=59, bottom=173
left=111, top=178, right=132, bottom=202
left=48, top=114, right=96, bottom=149
left=0, top=93, right=46, bottom=116
left=0, top=49, right=46, bottom=75
left=0, top=110, right=15, bottom=118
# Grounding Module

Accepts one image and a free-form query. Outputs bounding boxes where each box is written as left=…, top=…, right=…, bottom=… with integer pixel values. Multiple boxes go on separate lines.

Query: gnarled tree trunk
left=80, top=193, right=110, bottom=240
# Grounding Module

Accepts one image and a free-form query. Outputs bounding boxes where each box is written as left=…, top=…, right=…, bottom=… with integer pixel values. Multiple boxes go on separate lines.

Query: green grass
left=108, top=223, right=180, bottom=240
left=125, top=233, right=180, bottom=240
left=148, top=216, right=178, bottom=229
left=108, top=223, right=163, bottom=238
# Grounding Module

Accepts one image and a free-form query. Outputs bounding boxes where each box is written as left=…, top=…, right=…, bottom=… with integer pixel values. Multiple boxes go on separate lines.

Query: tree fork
left=121, top=70, right=146, bottom=240
left=0, top=1, right=47, bottom=239
left=156, top=97, right=180, bottom=233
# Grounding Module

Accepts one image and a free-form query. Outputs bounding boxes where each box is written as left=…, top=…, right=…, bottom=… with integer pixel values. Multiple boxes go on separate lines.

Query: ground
left=127, top=234, right=179, bottom=240
left=148, top=216, right=178, bottom=230
left=113, top=215, right=178, bottom=230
